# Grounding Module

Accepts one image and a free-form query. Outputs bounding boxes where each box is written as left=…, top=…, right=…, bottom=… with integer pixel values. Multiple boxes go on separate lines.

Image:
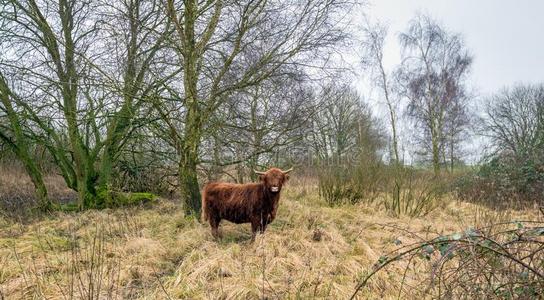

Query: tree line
left=1, top=1, right=542, bottom=214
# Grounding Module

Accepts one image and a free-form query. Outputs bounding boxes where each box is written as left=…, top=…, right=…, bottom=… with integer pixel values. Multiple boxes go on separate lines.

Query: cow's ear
left=259, top=174, right=266, bottom=182
left=284, top=174, right=290, bottom=181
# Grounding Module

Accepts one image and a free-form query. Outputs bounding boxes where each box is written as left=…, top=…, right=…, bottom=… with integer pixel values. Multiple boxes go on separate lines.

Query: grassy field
left=1, top=174, right=541, bottom=299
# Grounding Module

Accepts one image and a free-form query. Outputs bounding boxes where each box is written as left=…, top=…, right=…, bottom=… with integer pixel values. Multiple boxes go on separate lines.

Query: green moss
left=96, top=187, right=112, bottom=207
left=52, top=191, right=157, bottom=211
left=126, top=192, right=157, bottom=204
left=52, top=202, right=80, bottom=212
left=108, top=191, right=157, bottom=207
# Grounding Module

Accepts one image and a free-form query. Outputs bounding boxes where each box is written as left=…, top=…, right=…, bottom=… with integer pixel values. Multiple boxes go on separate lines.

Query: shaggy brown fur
left=201, top=168, right=290, bottom=241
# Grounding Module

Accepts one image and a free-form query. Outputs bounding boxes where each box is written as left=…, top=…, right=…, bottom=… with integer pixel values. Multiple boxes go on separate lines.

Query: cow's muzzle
left=270, top=186, right=280, bottom=192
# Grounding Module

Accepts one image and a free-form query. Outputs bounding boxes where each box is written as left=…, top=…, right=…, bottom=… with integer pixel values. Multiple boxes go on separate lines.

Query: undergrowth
left=1, top=185, right=541, bottom=299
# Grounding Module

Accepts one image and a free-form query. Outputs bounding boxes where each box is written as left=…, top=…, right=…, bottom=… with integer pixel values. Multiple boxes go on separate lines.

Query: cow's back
left=203, top=182, right=262, bottom=223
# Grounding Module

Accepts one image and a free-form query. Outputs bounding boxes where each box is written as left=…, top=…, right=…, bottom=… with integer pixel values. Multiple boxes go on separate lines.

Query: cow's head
left=254, top=167, right=292, bottom=193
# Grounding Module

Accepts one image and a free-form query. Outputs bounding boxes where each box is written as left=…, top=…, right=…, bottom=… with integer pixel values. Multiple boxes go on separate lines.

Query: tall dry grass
left=317, top=164, right=447, bottom=218
left=0, top=164, right=76, bottom=218
left=1, top=179, right=541, bottom=299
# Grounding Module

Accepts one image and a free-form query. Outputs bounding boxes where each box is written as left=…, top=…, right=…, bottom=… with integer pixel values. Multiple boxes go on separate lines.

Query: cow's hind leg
left=210, top=217, right=221, bottom=240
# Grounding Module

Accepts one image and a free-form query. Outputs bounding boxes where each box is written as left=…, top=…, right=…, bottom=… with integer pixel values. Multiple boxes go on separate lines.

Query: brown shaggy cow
left=201, top=167, right=292, bottom=241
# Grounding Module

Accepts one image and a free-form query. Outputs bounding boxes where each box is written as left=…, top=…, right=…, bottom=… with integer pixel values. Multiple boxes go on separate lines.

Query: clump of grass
left=0, top=224, right=122, bottom=299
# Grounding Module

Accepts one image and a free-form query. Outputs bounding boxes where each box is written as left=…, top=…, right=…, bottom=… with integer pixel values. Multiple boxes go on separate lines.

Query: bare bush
left=318, top=162, right=384, bottom=206
left=455, top=156, right=544, bottom=209
left=385, top=169, right=446, bottom=217
left=352, top=221, right=544, bottom=299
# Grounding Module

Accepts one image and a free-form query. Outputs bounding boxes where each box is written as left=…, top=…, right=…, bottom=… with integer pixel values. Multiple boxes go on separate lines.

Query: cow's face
left=260, top=168, right=289, bottom=193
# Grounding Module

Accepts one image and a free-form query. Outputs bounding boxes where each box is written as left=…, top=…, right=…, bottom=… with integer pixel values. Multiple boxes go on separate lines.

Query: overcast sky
left=361, top=0, right=544, bottom=96
left=350, top=0, right=543, bottom=163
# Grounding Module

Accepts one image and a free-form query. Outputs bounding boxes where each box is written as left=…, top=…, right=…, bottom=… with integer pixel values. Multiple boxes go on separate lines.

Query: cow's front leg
left=269, top=210, right=277, bottom=223
left=269, top=204, right=279, bottom=224
left=251, top=219, right=261, bottom=243
left=260, top=215, right=269, bottom=234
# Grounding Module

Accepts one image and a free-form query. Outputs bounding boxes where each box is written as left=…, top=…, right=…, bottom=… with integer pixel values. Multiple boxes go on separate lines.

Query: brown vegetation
left=1, top=171, right=542, bottom=299
left=0, top=164, right=76, bottom=216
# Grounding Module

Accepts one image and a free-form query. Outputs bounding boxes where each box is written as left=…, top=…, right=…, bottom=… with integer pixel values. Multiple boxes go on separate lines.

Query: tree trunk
left=450, top=138, right=455, bottom=172
left=58, top=0, right=96, bottom=209
left=176, top=0, right=203, bottom=217
left=432, top=142, right=440, bottom=175
left=97, top=95, right=134, bottom=202
left=388, top=103, right=400, bottom=165
left=380, top=61, right=400, bottom=166
left=12, top=138, right=50, bottom=209
left=1, top=131, right=50, bottom=210
left=431, top=121, right=441, bottom=176
left=178, top=47, right=202, bottom=214
left=178, top=123, right=202, bottom=216
left=0, top=76, right=51, bottom=210
left=24, top=158, right=50, bottom=210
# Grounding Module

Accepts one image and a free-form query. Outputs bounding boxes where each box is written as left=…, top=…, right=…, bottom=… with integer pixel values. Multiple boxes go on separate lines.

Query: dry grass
left=0, top=182, right=541, bottom=299
left=0, top=164, right=76, bottom=216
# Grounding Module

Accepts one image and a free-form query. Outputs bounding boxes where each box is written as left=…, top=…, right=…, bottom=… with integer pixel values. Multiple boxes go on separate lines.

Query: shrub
left=385, top=169, right=446, bottom=217
left=113, top=160, right=174, bottom=197
left=317, top=160, right=384, bottom=206
left=318, top=166, right=364, bottom=206
left=456, top=154, right=544, bottom=208
left=318, top=162, right=445, bottom=217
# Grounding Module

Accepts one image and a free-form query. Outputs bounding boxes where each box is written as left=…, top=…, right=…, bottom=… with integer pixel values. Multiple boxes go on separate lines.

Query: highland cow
left=201, top=167, right=292, bottom=241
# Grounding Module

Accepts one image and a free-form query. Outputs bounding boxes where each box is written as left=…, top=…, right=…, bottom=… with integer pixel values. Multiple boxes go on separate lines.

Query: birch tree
left=361, top=22, right=400, bottom=165
left=397, top=15, right=472, bottom=175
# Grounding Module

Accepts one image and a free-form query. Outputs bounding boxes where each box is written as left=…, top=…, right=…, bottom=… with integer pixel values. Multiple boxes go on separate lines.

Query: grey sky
left=363, top=0, right=544, bottom=96
left=351, top=0, right=543, bottom=163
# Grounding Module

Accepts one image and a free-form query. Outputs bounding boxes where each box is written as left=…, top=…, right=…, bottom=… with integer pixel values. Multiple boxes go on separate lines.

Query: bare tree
left=206, top=71, right=315, bottom=182
left=0, top=0, right=99, bottom=207
left=309, top=84, right=382, bottom=163
left=396, top=14, right=472, bottom=175
left=161, top=0, right=351, bottom=215
left=0, top=72, right=50, bottom=209
left=482, top=84, right=544, bottom=158
left=361, top=22, right=400, bottom=165
left=93, top=0, right=173, bottom=198
left=0, top=0, right=170, bottom=208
